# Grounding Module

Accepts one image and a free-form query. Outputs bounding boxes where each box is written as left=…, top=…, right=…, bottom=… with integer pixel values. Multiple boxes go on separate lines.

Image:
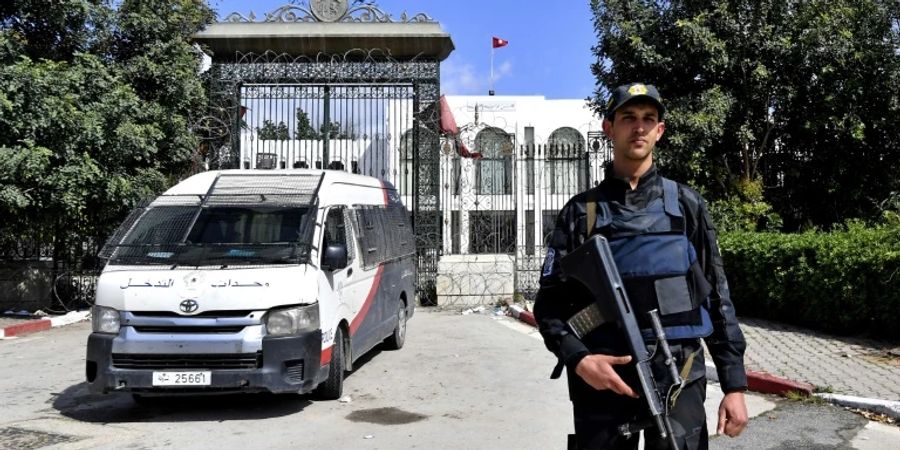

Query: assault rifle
left=559, top=234, right=682, bottom=450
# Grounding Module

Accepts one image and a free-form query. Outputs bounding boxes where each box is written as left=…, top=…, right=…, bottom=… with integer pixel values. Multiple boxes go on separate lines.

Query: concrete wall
left=435, top=254, right=514, bottom=307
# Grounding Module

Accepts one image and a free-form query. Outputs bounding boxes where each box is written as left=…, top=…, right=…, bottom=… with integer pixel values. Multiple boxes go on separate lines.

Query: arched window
left=547, top=127, right=586, bottom=194
left=474, top=127, right=513, bottom=195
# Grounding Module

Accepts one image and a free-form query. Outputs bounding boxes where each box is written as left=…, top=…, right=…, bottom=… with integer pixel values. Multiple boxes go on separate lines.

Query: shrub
left=720, top=221, right=900, bottom=342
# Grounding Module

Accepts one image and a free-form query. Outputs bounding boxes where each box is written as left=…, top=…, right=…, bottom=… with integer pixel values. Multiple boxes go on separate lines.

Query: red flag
left=492, top=36, right=509, bottom=49
left=439, top=95, right=481, bottom=159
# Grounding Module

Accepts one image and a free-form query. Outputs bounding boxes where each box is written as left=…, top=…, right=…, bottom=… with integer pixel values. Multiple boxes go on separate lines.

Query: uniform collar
left=603, top=163, right=660, bottom=191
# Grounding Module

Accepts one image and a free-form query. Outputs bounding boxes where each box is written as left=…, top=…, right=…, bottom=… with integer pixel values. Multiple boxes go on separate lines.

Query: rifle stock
left=560, top=235, right=679, bottom=450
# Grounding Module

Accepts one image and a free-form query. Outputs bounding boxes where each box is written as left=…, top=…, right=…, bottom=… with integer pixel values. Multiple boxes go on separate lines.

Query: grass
left=784, top=390, right=828, bottom=405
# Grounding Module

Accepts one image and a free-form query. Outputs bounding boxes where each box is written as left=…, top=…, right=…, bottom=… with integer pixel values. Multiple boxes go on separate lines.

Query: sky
left=207, top=0, right=599, bottom=100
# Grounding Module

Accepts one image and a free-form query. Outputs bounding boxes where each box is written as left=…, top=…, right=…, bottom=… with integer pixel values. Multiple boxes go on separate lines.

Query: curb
left=813, top=393, right=900, bottom=421
left=745, top=370, right=814, bottom=396
left=703, top=363, right=815, bottom=397
left=1, top=310, right=90, bottom=339
left=0, top=319, right=51, bottom=338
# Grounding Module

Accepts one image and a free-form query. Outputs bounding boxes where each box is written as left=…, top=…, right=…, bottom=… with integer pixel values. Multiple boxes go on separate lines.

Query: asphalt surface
left=0, top=309, right=572, bottom=449
left=1, top=309, right=897, bottom=449
left=710, top=400, right=868, bottom=449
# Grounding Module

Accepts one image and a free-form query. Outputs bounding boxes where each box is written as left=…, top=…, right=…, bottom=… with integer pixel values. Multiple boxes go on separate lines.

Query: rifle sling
left=586, top=190, right=597, bottom=237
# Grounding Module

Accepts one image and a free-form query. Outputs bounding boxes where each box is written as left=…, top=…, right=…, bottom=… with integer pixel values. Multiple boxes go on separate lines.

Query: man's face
left=602, top=102, right=665, bottom=163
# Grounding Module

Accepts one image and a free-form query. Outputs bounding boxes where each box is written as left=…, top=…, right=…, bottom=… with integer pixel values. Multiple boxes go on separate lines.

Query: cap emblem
left=628, top=84, right=649, bottom=96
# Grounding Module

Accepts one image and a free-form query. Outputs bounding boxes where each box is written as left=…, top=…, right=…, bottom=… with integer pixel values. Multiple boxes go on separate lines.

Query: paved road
left=1, top=309, right=897, bottom=449
left=1, top=310, right=572, bottom=449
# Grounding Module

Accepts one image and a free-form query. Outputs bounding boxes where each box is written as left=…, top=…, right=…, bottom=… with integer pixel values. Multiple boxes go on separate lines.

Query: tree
left=257, top=119, right=290, bottom=140
left=0, top=0, right=112, bottom=62
left=771, top=1, right=900, bottom=227
left=0, top=0, right=213, bottom=266
left=112, top=0, right=214, bottom=174
left=590, top=0, right=900, bottom=228
left=319, top=120, right=358, bottom=139
left=295, top=108, right=319, bottom=139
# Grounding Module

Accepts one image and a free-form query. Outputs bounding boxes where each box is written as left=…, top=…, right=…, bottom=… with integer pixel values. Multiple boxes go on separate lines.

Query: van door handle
left=347, top=268, right=353, bottom=277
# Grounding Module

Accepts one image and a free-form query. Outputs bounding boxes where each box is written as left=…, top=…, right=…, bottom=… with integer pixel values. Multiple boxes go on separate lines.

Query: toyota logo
left=180, top=299, right=199, bottom=314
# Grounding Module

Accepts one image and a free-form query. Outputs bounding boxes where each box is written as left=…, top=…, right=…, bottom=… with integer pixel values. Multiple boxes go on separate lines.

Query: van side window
left=342, top=209, right=356, bottom=263
left=353, top=205, right=415, bottom=269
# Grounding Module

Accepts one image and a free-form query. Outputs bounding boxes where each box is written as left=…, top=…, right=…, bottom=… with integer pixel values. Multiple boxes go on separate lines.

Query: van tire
left=315, top=328, right=345, bottom=400
left=384, top=299, right=407, bottom=350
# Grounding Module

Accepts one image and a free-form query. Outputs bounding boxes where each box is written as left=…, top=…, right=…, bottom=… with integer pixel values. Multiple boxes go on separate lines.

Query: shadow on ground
left=51, top=382, right=313, bottom=423
left=50, top=342, right=393, bottom=423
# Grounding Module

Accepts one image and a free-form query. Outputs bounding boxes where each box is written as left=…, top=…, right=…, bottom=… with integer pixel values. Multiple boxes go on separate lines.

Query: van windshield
left=109, top=205, right=315, bottom=266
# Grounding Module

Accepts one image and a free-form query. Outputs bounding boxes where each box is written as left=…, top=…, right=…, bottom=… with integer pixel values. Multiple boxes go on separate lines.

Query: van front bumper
left=85, top=331, right=326, bottom=395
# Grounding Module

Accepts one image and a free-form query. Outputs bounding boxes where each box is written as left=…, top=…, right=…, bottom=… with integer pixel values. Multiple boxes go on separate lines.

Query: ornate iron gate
left=237, top=83, right=415, bottom=176
left=199, top=50, right=442, bottom=303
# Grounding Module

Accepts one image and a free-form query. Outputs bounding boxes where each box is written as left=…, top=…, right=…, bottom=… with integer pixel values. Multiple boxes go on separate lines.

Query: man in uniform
left=534, top=83, right=749, bottom=449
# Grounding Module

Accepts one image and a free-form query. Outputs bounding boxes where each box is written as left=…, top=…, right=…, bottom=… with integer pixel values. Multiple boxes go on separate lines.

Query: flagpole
left=490, top=45, right=495, bottom=96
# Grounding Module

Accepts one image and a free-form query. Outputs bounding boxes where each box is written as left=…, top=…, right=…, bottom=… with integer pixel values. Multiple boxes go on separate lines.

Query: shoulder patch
left=542, top=248, right=556, bottom=277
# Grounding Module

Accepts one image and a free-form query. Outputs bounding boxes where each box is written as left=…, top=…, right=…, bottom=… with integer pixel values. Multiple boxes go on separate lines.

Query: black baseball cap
left=605, top=83, right=665, bottom=120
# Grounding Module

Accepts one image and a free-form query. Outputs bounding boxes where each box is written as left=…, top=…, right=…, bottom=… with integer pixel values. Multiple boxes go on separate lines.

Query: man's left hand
left=717, top=391, right=748, bottom=437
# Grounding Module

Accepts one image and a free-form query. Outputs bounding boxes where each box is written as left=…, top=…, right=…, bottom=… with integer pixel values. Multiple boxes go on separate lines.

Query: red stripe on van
left=379, top=181, right=389, bottom=205
left=321, top=263, right=384, bottom=366
left=350, top=264, right=384, bottom=336
left=320, top=345, right=332, bottom=366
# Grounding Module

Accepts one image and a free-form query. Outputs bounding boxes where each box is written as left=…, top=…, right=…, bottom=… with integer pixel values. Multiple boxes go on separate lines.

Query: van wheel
left=384, top=299, right=407, bottom=350
left=315, top=328, right=345, bottom=400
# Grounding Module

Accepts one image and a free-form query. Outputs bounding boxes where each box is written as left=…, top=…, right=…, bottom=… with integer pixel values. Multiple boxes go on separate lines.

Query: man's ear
left=602, top=118, right=613, bottom=138
left=656, top=121, right=666, bottom=139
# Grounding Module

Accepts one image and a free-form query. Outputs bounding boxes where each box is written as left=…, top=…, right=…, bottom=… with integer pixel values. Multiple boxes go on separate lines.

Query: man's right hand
left=574, top=354, right=638, bottom=398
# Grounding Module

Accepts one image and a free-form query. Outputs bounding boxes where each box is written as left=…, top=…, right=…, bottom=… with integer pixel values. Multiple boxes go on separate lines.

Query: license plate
left=152, top=371, right=211, bottom=386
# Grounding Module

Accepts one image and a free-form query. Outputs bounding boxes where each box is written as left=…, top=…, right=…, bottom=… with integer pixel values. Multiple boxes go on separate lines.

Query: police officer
left=534, top=83, right=749, bottom=449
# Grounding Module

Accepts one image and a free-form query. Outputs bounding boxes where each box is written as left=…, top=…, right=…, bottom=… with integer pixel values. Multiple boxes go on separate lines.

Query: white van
left=85, top=169, right=416, bottom=399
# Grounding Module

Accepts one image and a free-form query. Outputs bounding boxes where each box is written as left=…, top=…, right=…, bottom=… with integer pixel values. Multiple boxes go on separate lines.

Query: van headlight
left=265, top=304, right=319, bottom=336
left=92, top=305, right=121, bottom=334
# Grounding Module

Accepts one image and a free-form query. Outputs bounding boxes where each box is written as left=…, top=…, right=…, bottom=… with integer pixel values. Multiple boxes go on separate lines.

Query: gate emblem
left=310, top=0, right=348, bottom=22
left=180, top=299, right=199, bottom=314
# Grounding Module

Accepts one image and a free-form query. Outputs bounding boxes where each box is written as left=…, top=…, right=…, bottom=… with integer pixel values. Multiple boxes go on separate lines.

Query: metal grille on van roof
left=98, top=173, right=323, bottom=263
left=151, top=195, right=204, bottom=206
left=204, top=173, right=322, bottom=206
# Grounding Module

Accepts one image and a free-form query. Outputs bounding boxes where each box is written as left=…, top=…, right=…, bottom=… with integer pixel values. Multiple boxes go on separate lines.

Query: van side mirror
left=322, top=243, right=348, bottom=271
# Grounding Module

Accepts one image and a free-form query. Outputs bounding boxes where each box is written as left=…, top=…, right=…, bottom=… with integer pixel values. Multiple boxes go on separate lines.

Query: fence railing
left=0, top=232, right=102, bottom=312
left=440, top=143, right=607, bottom=301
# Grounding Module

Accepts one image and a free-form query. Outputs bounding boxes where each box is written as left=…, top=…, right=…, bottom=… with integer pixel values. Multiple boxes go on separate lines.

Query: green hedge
left=719, top=223, right=900, bottom=342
